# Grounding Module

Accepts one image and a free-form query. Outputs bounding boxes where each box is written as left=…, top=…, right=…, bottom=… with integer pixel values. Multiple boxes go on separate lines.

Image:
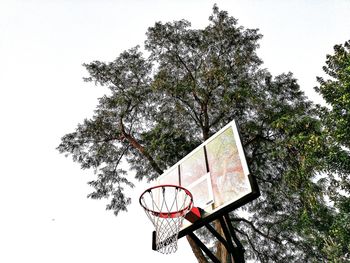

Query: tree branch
left=230, top=217, right=281, bottom=245
left=234, top=227, right=265, bottom=262
left=119, top=118, right=163, bottom=175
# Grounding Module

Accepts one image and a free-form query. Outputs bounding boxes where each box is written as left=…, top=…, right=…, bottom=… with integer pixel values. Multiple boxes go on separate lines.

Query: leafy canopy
left=58, top=6, right=349, bottom=262
left=314, top=40, right=350, bottom=261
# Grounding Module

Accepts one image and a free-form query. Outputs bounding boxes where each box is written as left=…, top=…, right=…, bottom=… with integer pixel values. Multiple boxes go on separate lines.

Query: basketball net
left=139, top=185, right=193, bottom=254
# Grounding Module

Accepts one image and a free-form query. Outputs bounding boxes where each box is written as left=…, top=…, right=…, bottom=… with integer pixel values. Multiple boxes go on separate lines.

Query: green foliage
left=57, top=6, right=349, bottom=262
left=314, top=40, right=350, bottom=262
left=315, top=40, right=350, bottom=148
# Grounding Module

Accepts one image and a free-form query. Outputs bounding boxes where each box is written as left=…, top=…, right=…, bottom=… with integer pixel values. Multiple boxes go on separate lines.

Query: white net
left=140, top=185, right=193, bottom=254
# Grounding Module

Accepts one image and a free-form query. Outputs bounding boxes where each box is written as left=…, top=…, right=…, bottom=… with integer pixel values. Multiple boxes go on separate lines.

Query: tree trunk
left=186, top=236, right=209, bottom=263
left=215, top=220, right=234, bottom=263
left=186, top=222, right=237, bottom=263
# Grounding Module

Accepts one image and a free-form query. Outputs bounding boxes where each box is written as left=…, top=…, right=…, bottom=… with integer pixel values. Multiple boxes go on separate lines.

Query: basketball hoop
left=139, top=185, right=193, bottom=254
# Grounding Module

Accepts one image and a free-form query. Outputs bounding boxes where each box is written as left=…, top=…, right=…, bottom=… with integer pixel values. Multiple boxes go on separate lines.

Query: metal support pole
left=223, top=214, right=245, bottom=263
left=188, top=233, right=220, bottom=263
left=184, top=214, right=246, bottom=263
left=219, top=217, right=237, bottom=255
left=204, top=223, right=229, bottom=251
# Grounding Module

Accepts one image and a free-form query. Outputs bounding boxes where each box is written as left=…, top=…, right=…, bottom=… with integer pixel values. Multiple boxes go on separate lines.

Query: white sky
left=0, top=0, right=349, bottom=262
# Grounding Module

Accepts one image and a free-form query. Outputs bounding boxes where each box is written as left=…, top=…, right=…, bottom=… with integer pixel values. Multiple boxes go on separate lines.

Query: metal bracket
left=187, top=214, right=245, bottom=263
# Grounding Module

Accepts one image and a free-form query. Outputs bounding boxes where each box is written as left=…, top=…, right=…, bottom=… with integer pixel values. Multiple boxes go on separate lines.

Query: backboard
left=154, top=120, right=259, bottom=237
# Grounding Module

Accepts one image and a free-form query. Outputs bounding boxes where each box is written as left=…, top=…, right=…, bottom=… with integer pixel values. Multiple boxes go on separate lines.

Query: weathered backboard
left=154, top=120, right=259, bottom=236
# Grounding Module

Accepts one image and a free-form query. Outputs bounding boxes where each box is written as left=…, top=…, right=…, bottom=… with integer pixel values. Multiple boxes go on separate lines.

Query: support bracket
left=187, top=213, right=245, bottom=263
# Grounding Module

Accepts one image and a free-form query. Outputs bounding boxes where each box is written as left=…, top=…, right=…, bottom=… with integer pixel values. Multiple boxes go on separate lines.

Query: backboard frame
left=150, top=120, right=260, bottom=242
left=178, top=172, right=259, bottom=238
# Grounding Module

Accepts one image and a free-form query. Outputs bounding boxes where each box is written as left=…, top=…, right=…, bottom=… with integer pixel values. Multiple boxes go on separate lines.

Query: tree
left=314, top=40, right=350, bottom=262
left=58, top=6, right=341, bottom=262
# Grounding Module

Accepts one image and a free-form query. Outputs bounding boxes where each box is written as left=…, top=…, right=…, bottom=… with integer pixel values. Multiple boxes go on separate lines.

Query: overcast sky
left=1, top=1, right=349, bottom=262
